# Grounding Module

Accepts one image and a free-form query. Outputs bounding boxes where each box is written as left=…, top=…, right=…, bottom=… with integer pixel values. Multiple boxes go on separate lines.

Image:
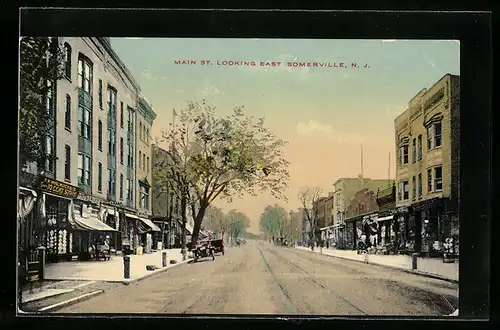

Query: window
left=120, top=102, right=124, bottom=128
left=77, top=56, right=92, bottom=93
left=120, top=174, right=124, bottom=200
left=45, top=135, right=54, bottom=172
left=146, top=128, right=149, bottom=144
left=108, top=88, right=117, bottom=127
left=126, top=179, right=132, bottom=202
left=146, top=156, right=149, bottom=173
left=417, top=173, right=422, bottom=199
left=127, top=144, right=133, bottom=167
left=108, top=169, right=116, bottom=195
left=403, top=181, right=409, bottom=200
left=98, top=79, right=103, bottom=108
left=434, top=166, right=443, bottom=191
left=77, top=153, right=91, bottom=185
left=45, top=81, right=53, bottom=116
left=427, top=168, right=433, bottom=192
left=400, top=145, right=409, bottom=165
left=140, top=122, right=143, bottom=140
left=127, top=107, right=132, bottom=132
left=108, top=129, right=116, bottom=156
left=143, top=154, right=146, bottom=171
left=412, top=176, right=416, bottom=200
left=120, top=137, right=124, bottom=164
left=140, top=185, right=149, bottom=209
left=64, top=43, right=71, bottom=79
left=397, top=182, right=402, bottom=201
left=78, top=106, right=91, bottom=139
left=412, top=138, right=416, bottom=163
left=434, top=122, right=442, bottom=147
left=65, top=94, right=71, bottom=129
left=417, top=135, right=422, bottom=160
left=97, top=120, right=103, bottom=151
left=427, top=126, right=434, bottom=150
left=139, top=151, right=142, bottom=168
left=64, top=145, right=71, bottom=181
left=98, top=162, right=102, bottom=192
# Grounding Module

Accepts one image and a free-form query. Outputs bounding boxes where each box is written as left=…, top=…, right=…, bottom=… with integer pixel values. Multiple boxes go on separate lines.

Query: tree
left=19, top=37, right=66, bottom=171
left=227, top=209, right=251, bottom=243
left=203, top=205, right=229, bottom=239
left=157, top=100, right=290, bottom=246
left=259, top=204, right=295, bottom=244
left=298, top=186, right=323, bottom=251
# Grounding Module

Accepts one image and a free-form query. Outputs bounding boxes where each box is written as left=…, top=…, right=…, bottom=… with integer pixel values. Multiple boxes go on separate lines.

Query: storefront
left=35, top=176, right=80, bottom=263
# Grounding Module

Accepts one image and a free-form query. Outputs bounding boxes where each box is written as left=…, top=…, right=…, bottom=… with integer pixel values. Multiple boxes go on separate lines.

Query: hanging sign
left=38, top=176, right=79, bottom=199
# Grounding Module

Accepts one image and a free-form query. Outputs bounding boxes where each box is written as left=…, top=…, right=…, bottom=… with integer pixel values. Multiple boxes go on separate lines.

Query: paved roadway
left=56, top=240, right=458, bottom=315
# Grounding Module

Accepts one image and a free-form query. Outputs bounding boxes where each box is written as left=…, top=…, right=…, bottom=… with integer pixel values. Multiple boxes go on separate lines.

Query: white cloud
left=382, top=40, right=397, bottom=43
left=296, top=120, right=364, bottom=143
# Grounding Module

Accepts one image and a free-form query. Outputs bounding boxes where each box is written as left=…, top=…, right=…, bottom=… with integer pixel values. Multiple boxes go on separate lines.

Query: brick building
left=394, top=73, right=460, bottom=255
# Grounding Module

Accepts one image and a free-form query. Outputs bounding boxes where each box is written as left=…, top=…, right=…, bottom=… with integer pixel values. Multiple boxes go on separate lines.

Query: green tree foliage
left=227, top=209, right=251, bottom=242
left=19, top=37, right=66, bottom=170
left=157, top=100, right=290, bottom=245
left=259, top=204, right=296, bottom=242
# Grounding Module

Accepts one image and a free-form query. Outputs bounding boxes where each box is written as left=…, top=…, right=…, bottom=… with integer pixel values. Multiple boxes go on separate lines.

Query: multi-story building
left=331, top=177, right=391, bottom=246
left=135, top=95, right=156, bottom=218
left=19, top=37, right=161, bottom=262
left=394, top=73, right=460, bottom=255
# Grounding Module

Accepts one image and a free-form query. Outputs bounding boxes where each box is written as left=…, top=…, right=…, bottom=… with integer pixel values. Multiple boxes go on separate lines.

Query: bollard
left=411, top=253, right=418, bottom=270
left=162, top=251, right=167, bottom=268
left=123, top=255, right=130, bottom=279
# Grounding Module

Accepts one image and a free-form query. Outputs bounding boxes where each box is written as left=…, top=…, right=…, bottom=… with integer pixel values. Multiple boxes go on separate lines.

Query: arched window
left=64, top=43, right=72, bottom=79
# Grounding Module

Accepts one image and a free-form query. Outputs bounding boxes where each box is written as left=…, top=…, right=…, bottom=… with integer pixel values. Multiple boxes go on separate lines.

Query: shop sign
left=38, top=176, right=79, bottom=199
left=76, top=193, right=106, bottom=205
left=137, top=211, right=151, bottom=219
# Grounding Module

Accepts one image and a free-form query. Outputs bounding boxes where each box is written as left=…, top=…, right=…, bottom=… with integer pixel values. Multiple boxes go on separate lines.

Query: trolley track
left=257, top=243, right=367, bottom=315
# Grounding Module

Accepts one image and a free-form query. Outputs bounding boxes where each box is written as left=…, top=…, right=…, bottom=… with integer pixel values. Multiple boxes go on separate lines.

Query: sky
left=110, top=38, right=460, bottom=234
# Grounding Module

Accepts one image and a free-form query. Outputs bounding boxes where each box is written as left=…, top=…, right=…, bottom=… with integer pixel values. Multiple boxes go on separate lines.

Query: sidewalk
left=296, top=246, right=459, bottom=282
left=44, top=248, right=187, bottom=283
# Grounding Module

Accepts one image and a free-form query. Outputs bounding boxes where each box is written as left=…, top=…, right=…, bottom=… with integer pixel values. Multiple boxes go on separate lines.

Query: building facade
left=331, top=177, right=392, bottom=248
left=19, top=38, right=161, bottom=265
left=394, top=73, right=460, bottom=256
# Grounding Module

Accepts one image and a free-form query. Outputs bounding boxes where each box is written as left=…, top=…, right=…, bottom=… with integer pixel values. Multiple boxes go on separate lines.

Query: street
left=56, top=240, right=458, bottom=315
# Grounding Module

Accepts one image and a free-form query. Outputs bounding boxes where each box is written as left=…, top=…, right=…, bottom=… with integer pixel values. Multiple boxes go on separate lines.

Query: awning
left=126, top=213, right=161, bottom=233
left=72, top=213, right=118, bottom=232
left=377, top=215, right=394, bottom=222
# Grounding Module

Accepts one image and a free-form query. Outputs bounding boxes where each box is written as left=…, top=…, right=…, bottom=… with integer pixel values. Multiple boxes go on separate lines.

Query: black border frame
left=6, top=7, right=492, bottom=328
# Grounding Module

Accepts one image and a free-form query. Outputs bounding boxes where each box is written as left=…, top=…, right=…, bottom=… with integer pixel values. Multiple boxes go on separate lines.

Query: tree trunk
left=180, top=191, right=187, bottom=257
left=191, top=206, right=207, bottom=246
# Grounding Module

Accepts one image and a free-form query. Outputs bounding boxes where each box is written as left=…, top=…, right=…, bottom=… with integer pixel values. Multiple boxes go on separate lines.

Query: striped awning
left=72, top=213, right=118, bottom=232
left=126, top=213, right=161, bottom=233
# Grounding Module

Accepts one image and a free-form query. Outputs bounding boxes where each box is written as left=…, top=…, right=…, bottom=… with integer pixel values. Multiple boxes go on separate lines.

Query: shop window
left=434, top=166, right=443, bottom=191
left=412, top=176, right=416, bottom=200
left=77, top=55, right=92, bottom=94
left=417, top=173, right=422, bottom=199
left=412, top=138, right=416, bottom=163
left=64, top=145, right=71, bottom=181
left=427, top=168, right=433, bottom=193
left=417, top=135, right=422, bottom=160
left=98, top=162, right=102, bottom=192
left=65, top=94, right=71, bottom=130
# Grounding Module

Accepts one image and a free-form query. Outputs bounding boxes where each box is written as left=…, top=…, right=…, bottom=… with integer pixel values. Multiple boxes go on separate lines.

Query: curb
left=22, top=289, right=75, bottom=304
left=122, top=258, right=191, bottom=285
left=36, top=290, right=104, bottom=312
left=295, top=248, right=459, bottom=284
